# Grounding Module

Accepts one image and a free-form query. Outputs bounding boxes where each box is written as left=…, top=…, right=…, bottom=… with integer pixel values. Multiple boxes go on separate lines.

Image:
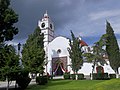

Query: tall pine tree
left=22, top=27, right=45, bottom=75
left=68, top=31, right=83, bottom=75
left=105, top=21, right=120, bottom=78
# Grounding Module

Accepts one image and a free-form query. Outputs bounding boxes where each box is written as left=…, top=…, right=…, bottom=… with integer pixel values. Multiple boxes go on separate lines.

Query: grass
left=90, top=79, right=120, bottom=90
left=26, top=79, right=120, bottom=90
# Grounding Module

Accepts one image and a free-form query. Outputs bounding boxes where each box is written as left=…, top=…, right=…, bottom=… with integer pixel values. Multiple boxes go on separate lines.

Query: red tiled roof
left=80, top=40, right=88, bottom=46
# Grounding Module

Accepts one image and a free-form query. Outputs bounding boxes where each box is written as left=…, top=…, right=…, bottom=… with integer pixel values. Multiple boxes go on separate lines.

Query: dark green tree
left=0, top=0, right=18, bottom=43
left=22, top=27, right=45, bottom=75
left=0, top=45, right=19, bottom=90
left=105, top=21, right=120, bottom=78
left=68, top=31, right=83, bottom=76
left=0, top=0, right=19, bottom=89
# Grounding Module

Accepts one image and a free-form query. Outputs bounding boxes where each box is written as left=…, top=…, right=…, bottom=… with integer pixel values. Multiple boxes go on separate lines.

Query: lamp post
left=18, top=43, right=21, bottom=55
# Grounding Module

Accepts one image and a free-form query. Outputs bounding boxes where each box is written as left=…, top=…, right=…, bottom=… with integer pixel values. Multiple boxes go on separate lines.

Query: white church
left=38, top=11, right=117, bottom=76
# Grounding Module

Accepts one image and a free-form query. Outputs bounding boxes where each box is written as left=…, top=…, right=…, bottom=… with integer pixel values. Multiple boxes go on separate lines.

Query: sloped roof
left=80, top=40, right=88, bottom=46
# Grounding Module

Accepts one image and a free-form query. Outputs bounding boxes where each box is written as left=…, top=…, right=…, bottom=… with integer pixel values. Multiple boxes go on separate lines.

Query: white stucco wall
left=46, top=36, right=70, bottom=75
left=45, top=36, right=117, bottom=75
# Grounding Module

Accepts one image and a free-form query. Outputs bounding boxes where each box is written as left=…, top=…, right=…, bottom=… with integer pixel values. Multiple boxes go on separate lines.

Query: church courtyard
left=26, top=79, right=120, bottom=90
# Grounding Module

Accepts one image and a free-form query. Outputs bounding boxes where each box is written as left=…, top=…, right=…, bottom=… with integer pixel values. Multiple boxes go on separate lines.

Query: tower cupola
left=38, top=11, right=54, bottom=47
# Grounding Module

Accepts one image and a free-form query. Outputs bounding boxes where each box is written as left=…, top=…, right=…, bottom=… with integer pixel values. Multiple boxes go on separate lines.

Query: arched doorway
left=52, top=57, right=67, bottom=76
left=55, top=65, right=63, bottom=76
left=96, top=66, right=104, bottom=74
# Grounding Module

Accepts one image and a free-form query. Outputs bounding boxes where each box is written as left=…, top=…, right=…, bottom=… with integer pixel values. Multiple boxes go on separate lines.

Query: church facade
left=38, top=12, right=116, bottom=76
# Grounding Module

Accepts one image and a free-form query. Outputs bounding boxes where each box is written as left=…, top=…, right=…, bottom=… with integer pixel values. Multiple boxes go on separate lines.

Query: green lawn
left=26, top=79, right=120, bottom=90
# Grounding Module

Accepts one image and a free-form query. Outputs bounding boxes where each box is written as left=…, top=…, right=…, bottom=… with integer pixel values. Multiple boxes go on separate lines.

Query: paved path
left=0, top=79, right=36, bottom=89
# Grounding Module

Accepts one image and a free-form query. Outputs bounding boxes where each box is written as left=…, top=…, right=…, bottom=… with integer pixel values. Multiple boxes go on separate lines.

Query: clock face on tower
left=41, top=22, right=45, bottom=28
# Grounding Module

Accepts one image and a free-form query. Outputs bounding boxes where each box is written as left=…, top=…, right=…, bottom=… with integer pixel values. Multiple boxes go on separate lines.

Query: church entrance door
left=55, top=65, right=63, bottom=76
left=52, top=56, right=67, bottom=76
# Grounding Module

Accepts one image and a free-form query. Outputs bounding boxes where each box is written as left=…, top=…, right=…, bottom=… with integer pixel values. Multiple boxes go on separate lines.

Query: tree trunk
left=115, top=68, right=119, bottom=78
left=91, top=61, right=95, bottom=80
left=75, top=71, right=78, bottom=80
left=6, top=77, right=9, bottom=90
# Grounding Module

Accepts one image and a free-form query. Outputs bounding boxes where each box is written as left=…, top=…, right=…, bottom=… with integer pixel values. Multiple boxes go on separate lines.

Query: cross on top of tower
left=44, top=10, right=49, bottom=18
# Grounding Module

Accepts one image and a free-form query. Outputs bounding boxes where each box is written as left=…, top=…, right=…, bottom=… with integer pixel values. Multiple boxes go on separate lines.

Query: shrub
left=16, top=69, right=31, bottom=89
left=71, top=74, right=76, bottom=80
left=16, top=76, right=31, bottom=89
left=36, top=75, right=48, bottom=85
left=64, top=72, right=70, bottom=79
left=92, top=73, right=97, bottom=80
left=109, top=74, right=116, bottom=79
left=103, top=73, right=109, bottom=80
left=92, top=73, right=109, bottom=80
left=78, top=74, right=84, bottom=80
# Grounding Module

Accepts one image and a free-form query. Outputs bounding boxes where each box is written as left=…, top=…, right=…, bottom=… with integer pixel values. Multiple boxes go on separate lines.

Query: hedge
left=64, top=72, right=70, bottom=79
left=109, top=74, right=116, bottom=79
left=70, top=74, right=84, bottom=80
left=92, top=73, right=109, bottom=80
left=36, top=75, right=48, bottom=85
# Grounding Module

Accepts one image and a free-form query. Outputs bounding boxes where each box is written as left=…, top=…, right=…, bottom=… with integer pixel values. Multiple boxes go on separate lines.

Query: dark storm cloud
left=10, top=0, right=120, bottom=45
left=11, top=0, right=84, bottom=41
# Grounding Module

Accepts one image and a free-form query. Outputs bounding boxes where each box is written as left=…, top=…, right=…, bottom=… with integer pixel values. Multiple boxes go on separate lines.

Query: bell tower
left=38, top=11, right=54, bottom=47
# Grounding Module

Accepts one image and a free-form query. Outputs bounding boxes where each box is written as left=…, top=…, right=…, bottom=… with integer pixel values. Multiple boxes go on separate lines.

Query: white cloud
left=110, top=21, right=120, bottom=34
left=89, top=9, right=120, bottom=21
left=117, top=39, right=120, bottom=47
left=6, top=41, right=18, bottom=46
left=58, top=0, right=72, bottom=7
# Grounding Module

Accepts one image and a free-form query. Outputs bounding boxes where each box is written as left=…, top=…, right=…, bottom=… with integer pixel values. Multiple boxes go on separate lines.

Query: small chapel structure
left=38, top=11, right=115, bottom=76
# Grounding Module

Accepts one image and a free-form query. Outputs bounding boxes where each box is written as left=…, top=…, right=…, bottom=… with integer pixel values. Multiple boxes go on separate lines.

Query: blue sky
left=8, top=0, right=120, bottom=47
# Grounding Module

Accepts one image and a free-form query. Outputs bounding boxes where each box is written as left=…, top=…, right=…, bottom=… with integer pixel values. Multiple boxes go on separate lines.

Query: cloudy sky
left=9, top=0, right=120, bottom=46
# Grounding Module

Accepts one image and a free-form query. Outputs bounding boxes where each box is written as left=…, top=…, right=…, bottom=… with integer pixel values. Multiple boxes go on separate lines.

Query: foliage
left=36, top=76, right=48, bottom=85
left=64, top=72, right=70, bottom=79
left=83, top=42, right=107, bottom=65
left=68, top=31, right=83, bottom=74
left=77, top=74, right=84, bottom=80
left=0, top=45, right=19, bottom=80
left=0, top=0, right=18, bottom=43
left=22, top=26, right=45, bottom=74
left=83, top=41, right=107, bottom=80
left=16, top=69, right=31, bottom=89
left=109, top=74, right=116, bottom=79
left=70, top=74, right=84, bottom=80
left=92, top=73, right=109, bottom=80
left=105, top=21, right=120, bottom=74
left=0, top=44, right=20, bottom=90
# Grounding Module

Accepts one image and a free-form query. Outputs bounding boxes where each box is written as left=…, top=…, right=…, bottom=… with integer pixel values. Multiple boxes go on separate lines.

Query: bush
left=71, top=74, right=76, bottom=80
left=16, top=76, right=31, bottom=89
left=92, top=73, right=109, bottom=80
left=70, top=74, right=84, bottom=80
left=36, top=76, right=48, bottom=85
left=109, top=74, right=116, bottom=79
left=64, top=72, right=70, bottom=79
left=16, top=69, right=31, bottom=89
left=78, top=74, right=84, bottom=80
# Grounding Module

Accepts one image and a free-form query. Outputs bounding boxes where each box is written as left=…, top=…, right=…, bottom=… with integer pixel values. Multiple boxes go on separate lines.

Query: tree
left=22, top=26, right=45, bottom=75
left=83, top=41, right=107, bottom=80
left=105, top=21, right=120, bottom=78
left=0, top=45, right=19, bottom=90
left=68, top=31, right=83, bottom=78
left=0, top=0, right=19, bottom=89
left=0, top=0, right=18, bottom=43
